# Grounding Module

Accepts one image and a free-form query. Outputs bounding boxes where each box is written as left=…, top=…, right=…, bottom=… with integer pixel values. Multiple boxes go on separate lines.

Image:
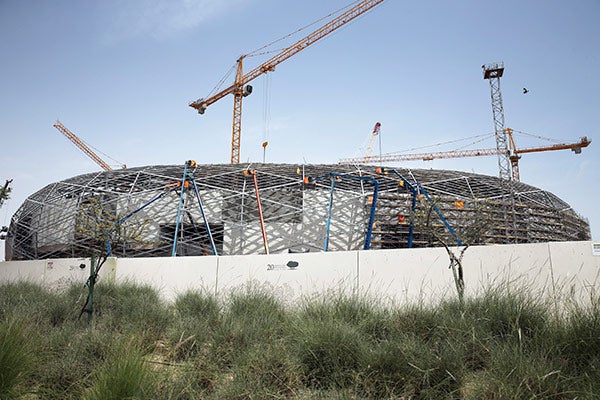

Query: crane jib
left=190, top=0, right=385, bottom=111
left=189, top=0, right=385, bottom=164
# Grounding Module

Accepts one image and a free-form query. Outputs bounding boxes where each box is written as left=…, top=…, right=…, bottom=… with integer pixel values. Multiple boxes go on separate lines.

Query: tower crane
left=189, top=0, right=385, bottom=164
left=363, top=122, right=381, bottom=163
left=53, top=121, right=125, bottom=172
left=338, top=129, right=591, bottom=182
left=482, top=62, right=511, bottom=180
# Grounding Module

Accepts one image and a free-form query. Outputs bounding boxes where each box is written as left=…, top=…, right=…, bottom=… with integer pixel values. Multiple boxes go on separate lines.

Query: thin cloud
left=101, top=0, right=249, bottom=43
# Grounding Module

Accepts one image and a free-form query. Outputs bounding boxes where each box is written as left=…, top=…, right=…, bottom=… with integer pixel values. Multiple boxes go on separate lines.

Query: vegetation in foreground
left=0, top=280, right=598, bottom=399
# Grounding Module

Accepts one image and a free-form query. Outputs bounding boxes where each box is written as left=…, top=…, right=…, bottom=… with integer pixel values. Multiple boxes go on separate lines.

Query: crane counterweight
left=192, top=98, right=207, bottom=114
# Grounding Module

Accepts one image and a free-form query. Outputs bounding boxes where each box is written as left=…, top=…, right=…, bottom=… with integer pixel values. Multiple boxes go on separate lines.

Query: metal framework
left=483, top=62, right=511, bottom=180
left=4, top=164, right=590, bottom=261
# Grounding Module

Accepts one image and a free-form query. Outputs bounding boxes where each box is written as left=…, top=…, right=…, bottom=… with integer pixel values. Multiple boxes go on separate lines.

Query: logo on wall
left=267, top=260, right=299, bottom=271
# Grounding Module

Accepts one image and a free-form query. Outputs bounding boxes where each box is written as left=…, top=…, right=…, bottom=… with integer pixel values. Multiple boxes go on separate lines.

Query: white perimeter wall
left=1, top=241, right=599, bottom=306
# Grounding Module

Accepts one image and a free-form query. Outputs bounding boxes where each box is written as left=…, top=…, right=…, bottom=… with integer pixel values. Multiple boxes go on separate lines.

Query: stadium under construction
left=4, top=163, right=590, bottom=261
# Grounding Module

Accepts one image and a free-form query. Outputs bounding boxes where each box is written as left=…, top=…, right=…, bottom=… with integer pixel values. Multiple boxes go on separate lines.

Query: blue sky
left=1, top=0, right=599, bottom=260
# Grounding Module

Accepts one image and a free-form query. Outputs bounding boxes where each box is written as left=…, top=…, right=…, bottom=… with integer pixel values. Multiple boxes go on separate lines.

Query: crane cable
left=378, top=129, right=574, bottom=160
left=262, top=74, right=271, bottom=157
left=386, top=132, right=496, bottom=155
left=453, top=134, right=496, bottom=151
left=205, top=63, right=237, bottom=99
left=202, top=1, right=357, bottom=101
left=245, top=0, right=362, bottom=58
left=76, top=135, right=127, bottom=169
left=511, top=129, right=565, bottom=144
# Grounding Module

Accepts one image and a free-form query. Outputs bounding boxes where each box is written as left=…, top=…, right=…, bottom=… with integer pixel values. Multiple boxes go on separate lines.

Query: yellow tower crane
left=363, top=122, right=381, bottom=162
left=339, top=129, right=591, bottom=182
left=189, top=0, right=386, bottom=164
left=53, top=120, right=126, bottom=171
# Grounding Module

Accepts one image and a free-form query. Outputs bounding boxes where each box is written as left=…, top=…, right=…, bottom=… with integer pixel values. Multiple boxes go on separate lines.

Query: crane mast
left=364, top=122, right=381, bottom=162
left=53, top=120, right=113, bottom=172
left=482, top=62, right=512, bottom=180
left=190, top=0, right=386, bottom=164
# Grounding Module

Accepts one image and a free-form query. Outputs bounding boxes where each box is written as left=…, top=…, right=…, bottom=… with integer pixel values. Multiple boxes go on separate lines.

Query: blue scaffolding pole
left=376, top=167, right=463, bottom=247
left=171, top=162, right=189, bottom=257
left=190, top=177, right=218, bottom=256
left=305, top=172, right=379, bottom=251
left=105, top=187, right=178, bottom=257
left=323, top=177, right=336, bottom=251
left=105, top=161, right=219, bottom=257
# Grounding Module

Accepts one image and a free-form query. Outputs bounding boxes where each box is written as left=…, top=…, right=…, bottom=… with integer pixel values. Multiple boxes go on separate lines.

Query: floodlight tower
left=483, top=62, right=511, bottom=181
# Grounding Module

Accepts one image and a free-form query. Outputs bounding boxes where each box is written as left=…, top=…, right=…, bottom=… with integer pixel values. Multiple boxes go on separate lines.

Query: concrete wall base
left=1, top=241, right=598, bottom=306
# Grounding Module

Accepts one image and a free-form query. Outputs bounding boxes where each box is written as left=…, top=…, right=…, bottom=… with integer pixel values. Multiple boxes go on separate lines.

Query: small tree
left=413, top=195, right=492, bottom=303
left=75, top=196, right=148, bottom=325
left=0, top=179, right=12, bottom=209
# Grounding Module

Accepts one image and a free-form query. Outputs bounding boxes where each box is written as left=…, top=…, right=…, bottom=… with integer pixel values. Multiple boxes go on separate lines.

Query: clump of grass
left=384, top=303, right=442, bottom=342
left=361, top=334, right=466, bottom=399
left=0, top=281, right=74, bottom=328
left=174, top=290, right=220, bottom=323
left=1, top=279, right=599, bottom=398
left=211, top=286, right=288, bottom=366
left=154, top=364, right=213, bottom=400
left=0, top=320, right=35, bottom=399
left=462, top=342, right=579, bottom=399
left=557, top=298, right=600, bottom=372
left=453, top=286, right=550, bottom=344
left=84, top=340, right=154, bottom=400
left=167, top=289, right=220, bottom=361
left=91, top=280, right=172, bottom=345
left=32, top=325, right=118, bottom=399
left=295, top=317, right=366, bottom=389
left=215, top=341, right=302, bottom=399
left=301, top=292, right=386, bottom=329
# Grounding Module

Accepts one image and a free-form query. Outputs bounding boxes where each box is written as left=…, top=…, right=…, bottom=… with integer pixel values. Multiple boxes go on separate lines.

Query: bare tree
left=0, top=179, right=12, bottom=209
left=74, top=196, right=149, bottom=324
left=413, top=195, right=492, bottom=302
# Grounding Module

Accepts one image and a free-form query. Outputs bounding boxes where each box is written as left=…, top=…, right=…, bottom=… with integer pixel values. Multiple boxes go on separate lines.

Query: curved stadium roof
left=5, top=163, right=590, bottom=260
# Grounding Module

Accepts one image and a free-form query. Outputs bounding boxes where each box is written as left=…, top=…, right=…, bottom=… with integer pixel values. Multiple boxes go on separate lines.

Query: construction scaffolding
left=4, top=164, right=590, bottom=261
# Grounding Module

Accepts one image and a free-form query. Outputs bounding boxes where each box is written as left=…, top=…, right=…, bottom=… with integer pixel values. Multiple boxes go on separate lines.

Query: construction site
left=3, top=161, right=590, bottom=261
left=0, top=0, right=593, bottom=262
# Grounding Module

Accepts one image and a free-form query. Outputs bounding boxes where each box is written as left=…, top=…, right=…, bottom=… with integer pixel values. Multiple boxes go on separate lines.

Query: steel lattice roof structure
left=5, top=163, right=590, bottom=260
